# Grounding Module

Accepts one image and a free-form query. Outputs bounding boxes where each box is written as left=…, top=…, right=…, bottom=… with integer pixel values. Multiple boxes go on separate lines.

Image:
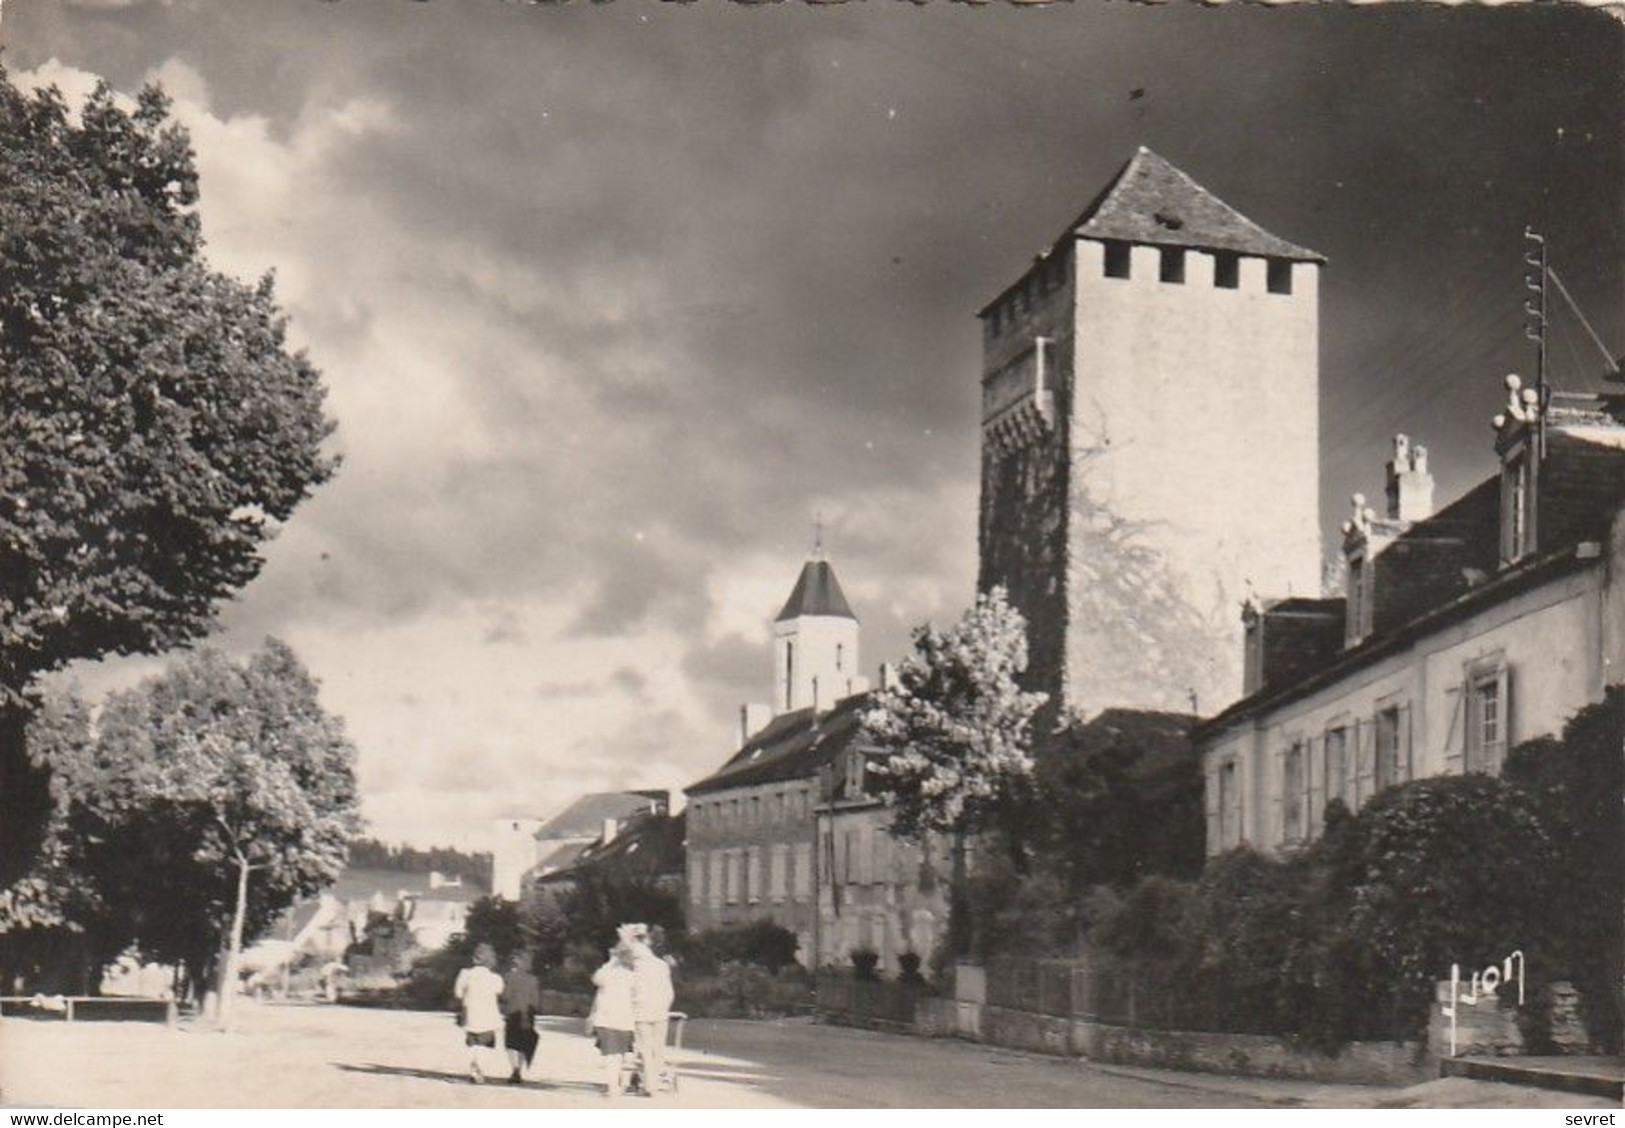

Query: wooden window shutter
left=1270, top=743, right=1284, bottom=846
left=1443, top=678, right=1468, bottom=772
left=1399, top=704, right=1414, bottom=783
left=1493, top=664, right=1512, bottom=773
left=1307, top=734, right=1325, bottom=837
left=1204, top=768, right=1221, bottom=855
left=1354, top=716, right=1375, bottom=807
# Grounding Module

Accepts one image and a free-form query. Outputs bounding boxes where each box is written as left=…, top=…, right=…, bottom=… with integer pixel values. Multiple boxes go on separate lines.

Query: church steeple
left=772, top=532, right=860, bottom=715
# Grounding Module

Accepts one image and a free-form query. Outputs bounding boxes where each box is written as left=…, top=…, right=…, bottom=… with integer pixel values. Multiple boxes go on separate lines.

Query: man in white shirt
left=624, top=925, right=675, bottom=1094
left=453, top=943, right=506, bottom=1084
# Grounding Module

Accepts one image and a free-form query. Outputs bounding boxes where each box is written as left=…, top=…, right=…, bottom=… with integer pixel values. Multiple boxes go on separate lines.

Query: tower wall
left=977, top=253, right=1077, bottom=726
left=773, top=614, right=861, bottom=714
left=1067, top=240, right=1321, bottom=714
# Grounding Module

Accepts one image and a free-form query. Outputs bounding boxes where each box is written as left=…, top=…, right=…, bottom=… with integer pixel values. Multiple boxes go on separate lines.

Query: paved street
left=0, top=1001, right=1610, bottom=1109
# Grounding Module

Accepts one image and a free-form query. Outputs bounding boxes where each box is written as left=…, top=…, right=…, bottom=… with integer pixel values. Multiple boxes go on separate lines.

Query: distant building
left=978, top=146, right=1324, bottom=722
left=263, top=866, right=482, bottom=975
left=687, top=550, right=890, bottom=963
left=1198, top=384, right=1625, bottom=854
left=529, top=806, right=687, bottom=905
left=491, top=790, right=670, bottom=901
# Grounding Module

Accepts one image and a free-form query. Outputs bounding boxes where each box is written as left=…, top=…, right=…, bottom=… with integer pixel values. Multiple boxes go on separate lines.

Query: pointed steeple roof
left=775, top=559, right=856, bottom=623
left=1068, top=146, right=1323, bottom=262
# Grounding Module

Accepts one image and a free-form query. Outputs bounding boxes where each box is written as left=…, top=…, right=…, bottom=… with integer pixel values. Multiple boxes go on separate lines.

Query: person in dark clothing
left=501, top=948, right=542, bottom=1084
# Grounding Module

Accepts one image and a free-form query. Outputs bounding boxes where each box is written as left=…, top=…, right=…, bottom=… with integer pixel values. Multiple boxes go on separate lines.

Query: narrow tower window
left=785, top=641, right=795, bottom=709
left=1267, top=259, right=1294, bottom=295
left=835, top=643, right=844, bottom=671
left=1214, top=253, right=1240, bottom=289
left=1159, top=247, right=1185, bottom=284
left=1103, top=241, right=1131, bottom=279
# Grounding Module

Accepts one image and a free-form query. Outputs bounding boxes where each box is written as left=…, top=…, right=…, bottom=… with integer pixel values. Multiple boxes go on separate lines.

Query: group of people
left=451, top=944, right=543, bottom=1085
left=451, top=923, right=676, bottom=1097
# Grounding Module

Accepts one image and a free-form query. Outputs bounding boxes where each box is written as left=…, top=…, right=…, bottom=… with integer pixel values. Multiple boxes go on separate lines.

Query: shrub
left=1505, top=690, right=1625, bottom=1052
left=850, top=948, right=880, bottom=980
left=897, top=951, right=924, bottom=983
left=1072, top=773, right=1560, bottom=1050
left=678, top=920, right=800, bottom=976
left=1344, top=775, right=1556, bottom=1041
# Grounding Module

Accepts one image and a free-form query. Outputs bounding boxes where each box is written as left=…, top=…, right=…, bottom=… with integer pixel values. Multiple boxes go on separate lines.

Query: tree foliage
left=861, top=586, right=1048, bottom=843
left=0, top=67, right=337, bottom=882
left=1077, top=775, right=1560, bottom=1050
left=58, top=641, right=359, bottom=1002
left=1504, top=690, right=1624, bottom=1052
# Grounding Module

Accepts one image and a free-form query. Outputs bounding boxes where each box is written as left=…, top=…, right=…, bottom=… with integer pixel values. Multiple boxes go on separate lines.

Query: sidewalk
left=1077, top=1059, right=1618, bottom=1109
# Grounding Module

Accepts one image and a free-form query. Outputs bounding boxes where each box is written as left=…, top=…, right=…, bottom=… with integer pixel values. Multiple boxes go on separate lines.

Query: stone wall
left=820, top=960, right=1602, bottom=1086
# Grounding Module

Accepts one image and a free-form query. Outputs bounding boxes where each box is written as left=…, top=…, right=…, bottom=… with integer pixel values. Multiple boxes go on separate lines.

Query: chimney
left=737, top=703, right=772, bottom=748
left=1385, top=434, right=1434, bottom=522
left=601, top=817, right=617, bottom=844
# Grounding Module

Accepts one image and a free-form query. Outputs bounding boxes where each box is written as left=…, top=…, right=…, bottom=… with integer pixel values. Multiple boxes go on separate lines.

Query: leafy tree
left=1505, top=690, right=1624, bottom=1051
left=79, top=639, right=360, bottom=1025
left=1032, top=710, right=1204, bottom=896
left=0, top=68, right=337, bottom=884
left=861, top=587, right=1047, bottom=954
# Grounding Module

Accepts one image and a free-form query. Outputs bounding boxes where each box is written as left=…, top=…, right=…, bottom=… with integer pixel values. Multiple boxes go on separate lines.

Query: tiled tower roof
left=1068, top=146, right=1324, bottom=262
left=775, top=559, right=857, bottom=623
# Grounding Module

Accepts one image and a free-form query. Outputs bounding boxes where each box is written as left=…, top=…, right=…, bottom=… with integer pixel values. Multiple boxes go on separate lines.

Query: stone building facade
left=978, top=147, right=1324, bottom=723
left=685, top=554, right=870, bottom=961
left=1198, top=384, right=1625, bottom=854
left=816, top=742, right=949, bottom=975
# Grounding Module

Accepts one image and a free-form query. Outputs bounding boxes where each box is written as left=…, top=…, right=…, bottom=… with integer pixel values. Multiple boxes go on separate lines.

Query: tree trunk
left=0, top=699, right=51, bottom=889
left=216, top=858, right=251, bottom=1030
left=948, top=830, right=972, bottom=959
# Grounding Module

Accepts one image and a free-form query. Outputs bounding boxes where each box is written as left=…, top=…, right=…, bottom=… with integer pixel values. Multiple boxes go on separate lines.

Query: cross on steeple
left=811, top=511, right=825, bottom=560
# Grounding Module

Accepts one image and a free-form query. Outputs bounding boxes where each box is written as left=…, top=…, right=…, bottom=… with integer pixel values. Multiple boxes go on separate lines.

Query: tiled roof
left=1203, top=399, right=1625, bottom=737
left=1068, top=147, right=1324, bottom=262
left=687, top=694, right=871, bottom=795
left=775, top=559, right=857, bottom=622
left=534, top=791, right=668, bottom=841
left=553, top=811, right=687, bottom=883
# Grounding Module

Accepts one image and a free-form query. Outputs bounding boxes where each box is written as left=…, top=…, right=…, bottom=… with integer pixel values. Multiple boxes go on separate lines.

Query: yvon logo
left=1440, top=950, right=1526, bottom=1057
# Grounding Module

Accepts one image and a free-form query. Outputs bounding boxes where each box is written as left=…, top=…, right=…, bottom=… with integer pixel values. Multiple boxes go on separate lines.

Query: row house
left=1198, top=378, right=1625, bottom=853
left=685, top=549, right=944, bottom=968
left=816, top=741, right=949, bottom=975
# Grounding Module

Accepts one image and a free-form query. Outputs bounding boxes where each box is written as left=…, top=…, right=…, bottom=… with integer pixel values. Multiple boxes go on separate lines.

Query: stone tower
left=977, top=147, right=1323, bottom=723
left=772, top=554, right=860, bottom=715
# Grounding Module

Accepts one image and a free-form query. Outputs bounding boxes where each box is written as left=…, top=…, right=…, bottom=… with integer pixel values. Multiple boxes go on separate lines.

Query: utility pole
left=1523, top=227, right=1549, bottom=459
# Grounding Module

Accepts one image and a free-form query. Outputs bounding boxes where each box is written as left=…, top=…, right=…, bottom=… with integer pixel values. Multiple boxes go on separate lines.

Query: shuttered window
left=1282, top=742, right=1307, bottom=844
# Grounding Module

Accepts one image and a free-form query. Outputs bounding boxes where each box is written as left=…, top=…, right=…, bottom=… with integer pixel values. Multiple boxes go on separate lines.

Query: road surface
left=0, top=1001, right=1606, bottom=1109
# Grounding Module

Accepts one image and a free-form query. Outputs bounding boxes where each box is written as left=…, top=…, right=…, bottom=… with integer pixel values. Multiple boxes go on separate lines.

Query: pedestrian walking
left=501, top=948, right=542, bottom=1085
left=453, top=942, right=506, bottom=1084
left=586, top=941, right=636, bottom=1097
left=626, top=924, right=675, bottom=1095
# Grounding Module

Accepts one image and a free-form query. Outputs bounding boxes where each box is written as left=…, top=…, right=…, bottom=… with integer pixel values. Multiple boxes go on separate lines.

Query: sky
left=7, top=0, right=1623, bottom=850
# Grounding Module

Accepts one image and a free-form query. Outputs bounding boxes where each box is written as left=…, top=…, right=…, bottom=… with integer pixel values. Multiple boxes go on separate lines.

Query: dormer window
left=1501, top=448, right=1532, bottom=565
left=1345, top=553, right=1372, bottom=646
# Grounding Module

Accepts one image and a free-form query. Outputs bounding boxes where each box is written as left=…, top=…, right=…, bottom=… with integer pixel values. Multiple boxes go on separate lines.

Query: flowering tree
left=861, top=587, right=1047, bottom=954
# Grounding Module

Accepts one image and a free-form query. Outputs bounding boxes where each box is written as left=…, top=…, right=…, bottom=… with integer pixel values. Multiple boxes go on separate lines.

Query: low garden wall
left=818, top=959, right=1600, bottom=1086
